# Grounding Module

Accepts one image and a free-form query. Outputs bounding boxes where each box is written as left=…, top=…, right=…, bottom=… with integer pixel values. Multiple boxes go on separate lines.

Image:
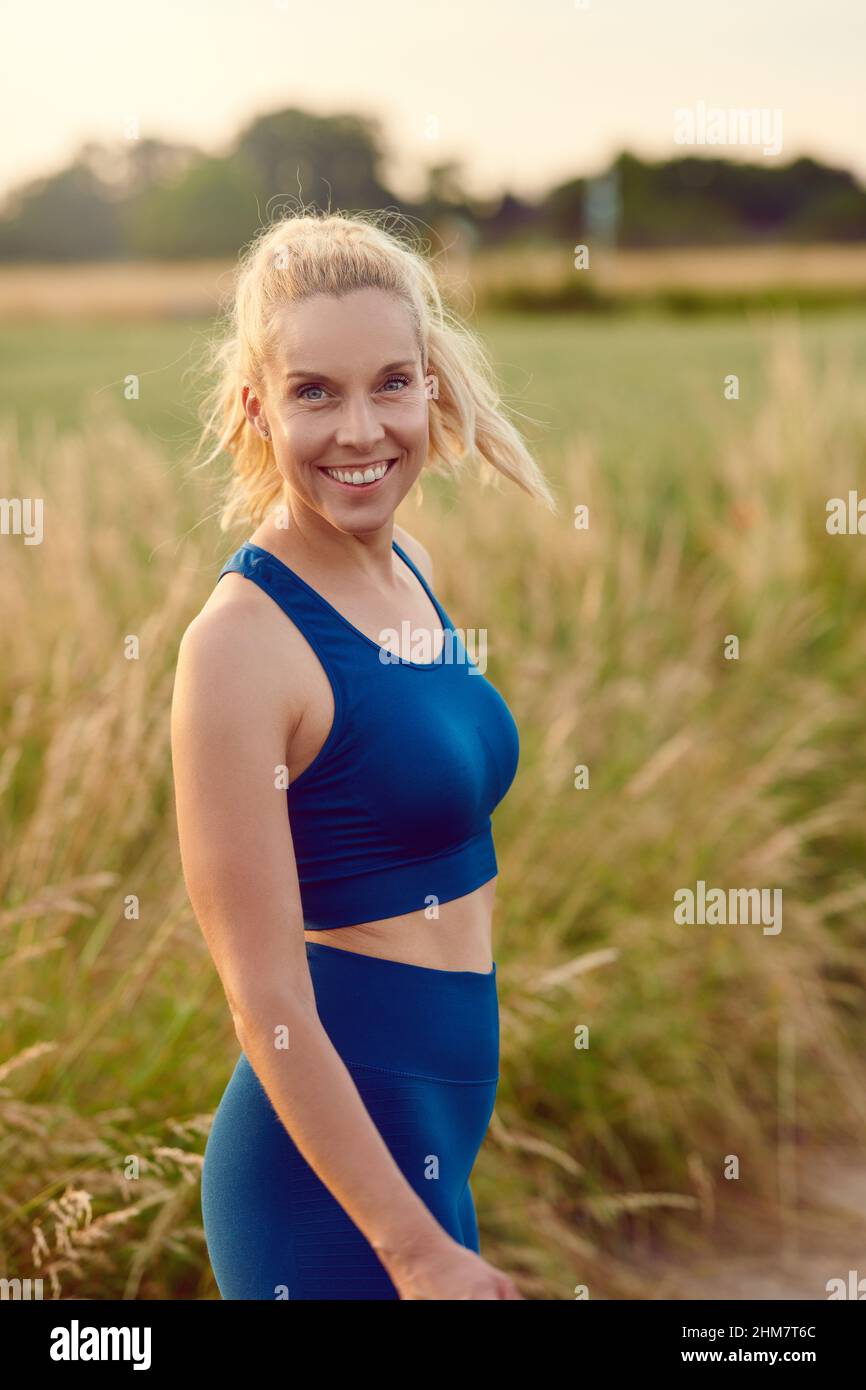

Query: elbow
left=229, top=983, right=319, bottom=1053
left=230, top=1006, right=248, bottom=1050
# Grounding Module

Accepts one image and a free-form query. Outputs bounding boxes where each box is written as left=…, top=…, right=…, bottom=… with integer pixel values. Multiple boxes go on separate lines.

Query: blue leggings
left=201, top=941, right=500, bottom=1299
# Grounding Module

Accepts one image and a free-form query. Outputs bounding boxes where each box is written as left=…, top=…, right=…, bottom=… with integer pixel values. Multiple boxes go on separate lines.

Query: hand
left=388, top=1234, right=524, bottom=1301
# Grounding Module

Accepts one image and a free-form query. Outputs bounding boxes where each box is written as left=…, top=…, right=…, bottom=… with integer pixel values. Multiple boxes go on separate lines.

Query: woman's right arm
left=170, top=601, right=522, bottom=1300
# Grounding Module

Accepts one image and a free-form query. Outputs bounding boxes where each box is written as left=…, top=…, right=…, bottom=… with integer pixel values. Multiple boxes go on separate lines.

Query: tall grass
left=1, top=325, right=865, bottom=1299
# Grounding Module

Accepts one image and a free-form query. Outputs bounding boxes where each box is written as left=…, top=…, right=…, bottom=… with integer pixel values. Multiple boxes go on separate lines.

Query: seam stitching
left=345, top=1060, right=500, bottom=1087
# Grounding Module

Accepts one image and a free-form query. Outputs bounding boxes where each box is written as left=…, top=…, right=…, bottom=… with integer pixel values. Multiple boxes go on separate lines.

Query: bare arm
left=170, top=599, right=453, bottom=1282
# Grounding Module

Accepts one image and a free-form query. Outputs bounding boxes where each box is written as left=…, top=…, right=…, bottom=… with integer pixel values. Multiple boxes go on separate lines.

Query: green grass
left=5, top=309, right=866, bottom=482
left=0, top=321, right=209, bottom=454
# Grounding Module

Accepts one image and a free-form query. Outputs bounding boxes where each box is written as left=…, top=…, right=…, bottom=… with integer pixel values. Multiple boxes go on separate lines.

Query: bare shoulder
left=393, top=524, right=434, bottom=587
left=172, top=573, right=301, bottom=734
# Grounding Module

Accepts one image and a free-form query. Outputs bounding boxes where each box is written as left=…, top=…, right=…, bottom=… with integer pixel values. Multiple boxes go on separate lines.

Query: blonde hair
left=190, top=207, right=558, bottom=531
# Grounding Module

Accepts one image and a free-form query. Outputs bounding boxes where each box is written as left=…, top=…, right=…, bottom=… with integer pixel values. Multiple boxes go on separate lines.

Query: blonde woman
left=171, top=211, right=556, bottom=1300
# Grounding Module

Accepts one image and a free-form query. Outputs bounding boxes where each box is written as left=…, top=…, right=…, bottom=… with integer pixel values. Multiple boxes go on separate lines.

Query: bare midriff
left=303, top=874, right=497, bottom=973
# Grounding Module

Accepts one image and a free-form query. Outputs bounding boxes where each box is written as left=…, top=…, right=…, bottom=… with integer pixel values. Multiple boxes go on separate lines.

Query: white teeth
left=325, top=460, right=393, bottom=485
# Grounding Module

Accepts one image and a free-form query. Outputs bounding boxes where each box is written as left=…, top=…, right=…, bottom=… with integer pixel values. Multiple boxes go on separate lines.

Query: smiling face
left=245, top=287, right=429, bottom=530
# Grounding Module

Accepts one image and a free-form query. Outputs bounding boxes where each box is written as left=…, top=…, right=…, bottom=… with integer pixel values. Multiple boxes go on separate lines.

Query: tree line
left=1, top=106, right=864, bottom=260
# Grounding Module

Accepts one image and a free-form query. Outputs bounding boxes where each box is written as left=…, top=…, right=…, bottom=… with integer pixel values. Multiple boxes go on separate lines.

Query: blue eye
left=297, top=374, right=410, bottom=402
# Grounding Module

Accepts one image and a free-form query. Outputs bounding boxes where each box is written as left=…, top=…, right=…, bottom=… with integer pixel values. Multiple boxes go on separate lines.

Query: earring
left=261, top=426, right=271, bottom=439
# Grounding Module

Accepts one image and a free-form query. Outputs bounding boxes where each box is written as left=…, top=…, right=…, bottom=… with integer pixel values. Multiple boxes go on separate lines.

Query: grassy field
left=1, top=304, right=866, bottom=1299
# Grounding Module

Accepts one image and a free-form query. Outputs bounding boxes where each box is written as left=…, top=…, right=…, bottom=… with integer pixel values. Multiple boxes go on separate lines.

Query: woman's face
left=248, top=287, right=429, bottom=529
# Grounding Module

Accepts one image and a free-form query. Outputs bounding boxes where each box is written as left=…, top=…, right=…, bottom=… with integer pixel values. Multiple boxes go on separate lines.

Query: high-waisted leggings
left=201, top=940, right=500, bottom=1299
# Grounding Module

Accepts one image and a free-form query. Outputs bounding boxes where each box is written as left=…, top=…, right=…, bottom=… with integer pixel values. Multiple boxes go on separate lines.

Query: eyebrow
left=285, top=359, right=416, bottom=382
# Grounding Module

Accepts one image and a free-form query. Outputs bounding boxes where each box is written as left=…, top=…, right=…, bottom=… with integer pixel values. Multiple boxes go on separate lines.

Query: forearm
left=235, top=993, right=451, bottom=1279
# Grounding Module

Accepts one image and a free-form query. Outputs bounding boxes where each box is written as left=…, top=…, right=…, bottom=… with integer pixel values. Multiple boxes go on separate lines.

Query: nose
left=333, top=391, right=387, bottom=452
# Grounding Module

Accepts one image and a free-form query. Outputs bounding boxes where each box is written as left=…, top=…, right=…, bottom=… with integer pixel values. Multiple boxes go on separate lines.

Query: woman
left=171, top=210, right=556, bottom=1300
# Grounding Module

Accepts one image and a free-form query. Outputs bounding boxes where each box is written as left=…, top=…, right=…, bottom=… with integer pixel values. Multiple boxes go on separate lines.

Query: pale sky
left=1, top=0, right=864, bottom=204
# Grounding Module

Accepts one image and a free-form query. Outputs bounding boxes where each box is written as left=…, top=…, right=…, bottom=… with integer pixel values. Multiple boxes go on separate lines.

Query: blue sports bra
left=217, top=538, right=520, bottom=930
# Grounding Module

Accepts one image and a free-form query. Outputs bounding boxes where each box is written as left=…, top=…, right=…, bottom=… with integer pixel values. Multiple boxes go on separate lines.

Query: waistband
left=304, top=941, right=499, bottom=1084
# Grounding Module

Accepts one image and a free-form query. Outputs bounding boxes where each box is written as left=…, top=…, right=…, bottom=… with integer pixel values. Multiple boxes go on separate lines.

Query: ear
left=242, top=384, right=268, bottom=434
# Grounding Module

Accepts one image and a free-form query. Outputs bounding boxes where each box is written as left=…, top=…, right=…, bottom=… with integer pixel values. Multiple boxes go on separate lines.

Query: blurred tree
left=124, top=155, right=260, bottom=258
left=233, top=108, right=397, bottom=213
left=621, top=152, right=741, bottom=245
left=2, top=111, right=866, bottom=260
left=614, top=150, right=866, bottom=246
left=475, top=191, right=542, bottom=245
left=76, top=137, right=199, bottom=197
left=543, top=176, right=587, bottom=241
left=425, top=160, right=469, bottom=206
left=416, top=159, right=483, bottom=248
left=0, top=160, right=122, bottom=260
